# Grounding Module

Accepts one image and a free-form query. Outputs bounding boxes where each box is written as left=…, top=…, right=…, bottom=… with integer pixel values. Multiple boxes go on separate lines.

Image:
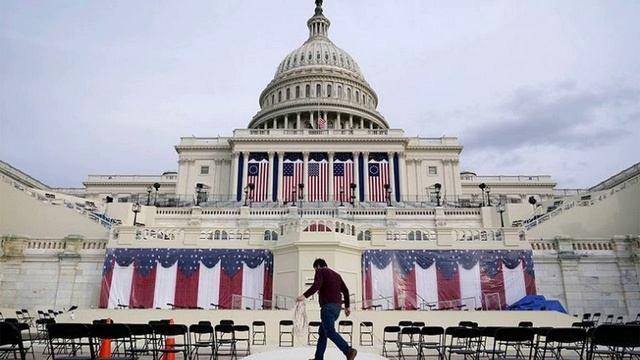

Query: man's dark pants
left=315, top=303, right=351, bottom=360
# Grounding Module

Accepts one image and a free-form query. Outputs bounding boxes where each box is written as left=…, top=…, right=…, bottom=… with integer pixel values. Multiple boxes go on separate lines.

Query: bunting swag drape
left=99, top=248, right=273, bottom=310
left=362, top=249, right=536, bottom=310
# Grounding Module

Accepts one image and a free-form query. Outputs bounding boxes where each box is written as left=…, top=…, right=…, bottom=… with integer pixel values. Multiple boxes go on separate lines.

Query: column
left=272, top=118, right=277, bottom=129
left=398, top=152, right=408, bottom=202
left=337, top=113, right=341, bottom=129
left=241, top=152, right=249, bottom=202
left=360, top=117, right=364, bottom=128
left=296, top=113, right=301, bottom=129
left=277, top=152, right=285, bottom=202
left=363, top=152, right=369, bottom=202
left=230, top=153, right=239, bottom=201
left=284, top=115, right=289, bottom=129
left=328, top=152, right=334, bottom=201
left=303, top=152, right=309, bottom=200
left=267, top=152, right=275, bottom=201
left=349, top=115, right=353, bottom=129
left=310, top=111, right=315, bottom=129
left=388, top=152, right=396, bottom=201
left=324, top=111, right=328, bottom=129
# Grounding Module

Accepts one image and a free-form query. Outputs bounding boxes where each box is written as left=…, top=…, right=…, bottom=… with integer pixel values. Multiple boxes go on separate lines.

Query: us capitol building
left=1, top=1, right=639, bottom=318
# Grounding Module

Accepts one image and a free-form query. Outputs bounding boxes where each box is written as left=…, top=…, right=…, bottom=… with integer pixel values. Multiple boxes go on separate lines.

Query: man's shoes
left=346, top=348, right=357, bottom=360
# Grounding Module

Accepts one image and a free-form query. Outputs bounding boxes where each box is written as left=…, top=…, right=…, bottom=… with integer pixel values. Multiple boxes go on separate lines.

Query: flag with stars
left=282, top=153, right=303, bottom=203
left=100, top=248, right=274, bottom=310
left=247, top=154, right=269, bottom=202
left=333, top=153, right=353, bottom=203
left=367, top=153, right=390, bottom=202
left=361, top=249, right=535, bottom=311
left=307, top=153, right=328, bottom=202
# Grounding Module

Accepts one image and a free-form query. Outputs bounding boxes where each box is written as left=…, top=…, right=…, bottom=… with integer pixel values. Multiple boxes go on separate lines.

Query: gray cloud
left=462, top=84, right=640, bottom=150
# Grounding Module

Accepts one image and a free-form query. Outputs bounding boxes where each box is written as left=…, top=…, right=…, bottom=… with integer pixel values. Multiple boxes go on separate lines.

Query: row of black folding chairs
left=381, top=324, right=640, bottom=360
left=26, top=321, right=253, bottom=360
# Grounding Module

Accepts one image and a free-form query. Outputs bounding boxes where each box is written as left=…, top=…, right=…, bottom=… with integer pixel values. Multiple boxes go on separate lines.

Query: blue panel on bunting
left=284, top=152, right=303, bottom=162
left=272, top=153, right=279, bottom=202
left=309, top=152, right=327, bottom=162
left=362, top=249, right=534, bottom=279
left=103, top=248, right=274, bottom=278
left=249, top=152, right=269, bottom=161
left=334, top=153, right=353, bottom=162
left=368, top=152, right=388, bottom=162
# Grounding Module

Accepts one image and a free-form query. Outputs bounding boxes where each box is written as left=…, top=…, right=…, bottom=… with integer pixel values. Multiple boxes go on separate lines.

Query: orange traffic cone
left=98, top=318, right=114, bottom=358
left=165, top=319, right=175, bottom=360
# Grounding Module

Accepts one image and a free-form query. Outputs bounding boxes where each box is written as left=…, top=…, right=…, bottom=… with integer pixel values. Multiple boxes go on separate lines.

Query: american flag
left=247, top=160, right=269, bottom=202
left=308, top=160, right=328, bottom=201
left=317, top=115, right=327, bottom=129
left=282, top=160, right=303, bottom=203
left=368, top=158, right=390, bottom=202
left=333, top=160, right=354, bottom=202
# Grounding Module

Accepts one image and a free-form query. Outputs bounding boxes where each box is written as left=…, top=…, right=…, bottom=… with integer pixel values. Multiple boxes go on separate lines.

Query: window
left=271, top=94, right=275, bottom=104
left=263, top=230, right=271, bottom=241
left=355, top=91, right=360, bottom=103
left=347, top=88, right=351, bottom=101
left=428, top=166, right=438, bottom=175
left=364, top=230, right=372, bottom=241
left=200, top=166, right=209, bottom=175
left=278, top=91, right=282, bottom=102
left=214, top=230, right=221, bottom=240
left=316, top=84, right=321, bottom=97
left=327, top=84, right=332, bottom=97
left=338, top=86, right=343, bottom=98
left=305, top=84, right=311, bottom=98
left=286, top=88, right=290, bottom=100
left=296, top=86, right=300, bottom=98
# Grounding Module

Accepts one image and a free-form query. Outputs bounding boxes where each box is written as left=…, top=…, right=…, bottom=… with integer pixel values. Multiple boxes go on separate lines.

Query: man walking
left=297, top=258, right=357, bottom=360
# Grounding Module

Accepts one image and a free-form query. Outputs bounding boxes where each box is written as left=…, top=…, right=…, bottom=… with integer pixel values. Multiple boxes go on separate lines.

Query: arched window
left=271, top=94, right=275, bottom=105
left=221, top=231, right=228, bottom=240
left=357, top=231, right=364, bottom=241
left=327, top=84, right=332, bottom=97
left=305, top=84, right=311, bottom=98
left=416, top=231, right=423, bottom=240
left=286, top=88, right=290, bottom=100
left=338, top=86, right=343, bottom=98
left=316, top=51, right=321, bottom=61
left=278, top=91, right=282, bottom=103
left=214, top=230, right=221, bottom=240
left=364, top=230, right=372, bottom=241
left=347, top=88, right=351, bottom=101
left=296, top=86, right=300, bottom=98
left=408, top=231, right=415, bottom=241
left=356, top=91, right=360, bottom=103
left=264, top=230, right=271, bottom=241
left=316, top=84, right=321, bottom=97
left=363, top=94, right=366, bottom=104
left=271, top=231, right=278, bottom=241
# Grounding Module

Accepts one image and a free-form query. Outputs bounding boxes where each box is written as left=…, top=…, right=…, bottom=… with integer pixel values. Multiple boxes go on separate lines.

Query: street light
left=478, top=183, right=487, bottom=207
left=349, top=183, right=357, bottom=206
left=132, top=202, right=141, bottom=226
left=146, top=186, right=152, bottom=206
left=434, top=183, right=442, bottom=207
left=153, top=182, right=161, bottom=206
left=486, top=185, right=492, bottom=206
left=243, top=183, right=255, bottom=207
left=384, top=183, right=392, bottom=206
left=339, top=185, right=344, bottom=207
left=498, top=202, right=506, bottom=227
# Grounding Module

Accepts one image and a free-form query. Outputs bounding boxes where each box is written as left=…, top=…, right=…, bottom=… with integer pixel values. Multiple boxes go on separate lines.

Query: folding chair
left=47, top=323, right=95, bottom=360
left=151, top=324, right=189, bottom=360
left=188, top=323, right=215, bottom=360
left=591, top=313, right=601, bottom=325
left=382, top=326, right=401, bottom=358
left=127, top=324, right=154, bottom=360
left=91, top=323, right=134, bottom=360
left=359, top=321, right=374, bottom=346
left=538, top=327, right=586, bottom=360
left=419, top=326, right=445, bottom=360
left=251, top=321, right=266, bottom=346
left=278, top=320, right=294, bottom=347
left=491, top=327, right=534, bottom=360
left=399, top=327, right=421, bottom=360
left=338, top=320, right=353, bottom=346
left=518, top=322, right=534, bottom=328
left=214, top=324, right=236, bottom=360
left=307, top=321, right=321, bottom=346
left=233, top=325, right=250, bottom=356
left=219, top=320, right=234, bottom=327
left=446, top=327, right=481, bottom=360
left=588, top=324, right=640, bottom=360
left=0, top=322, right=31, bottom=360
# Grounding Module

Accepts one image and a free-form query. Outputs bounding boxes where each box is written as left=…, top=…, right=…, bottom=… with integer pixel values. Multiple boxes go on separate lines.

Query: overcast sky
left=1, top=1, right=639, bottom=189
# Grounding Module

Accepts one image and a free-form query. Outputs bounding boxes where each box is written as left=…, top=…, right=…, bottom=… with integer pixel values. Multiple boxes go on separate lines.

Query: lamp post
left=486, top=185, right=492, bottom=206
left=498, top=202, right=506, bottom=227
left=298, top=183, right=304, bottom=207
left=384, top=183, right=392, bottom=206
left=339, top=185, right=344, bottom=207
left=132, top=202, right=141, bottom=226
left=291, top=188, right=297, bottom=207
left=478, top=183, right=487, bottom=207
left=146, top=186, right=152, bottom=206
left=153, top=182, right=161, bottom=206
left=434, top=183, right=442, bottom=207
left=349, top=183, right=357, bottom=206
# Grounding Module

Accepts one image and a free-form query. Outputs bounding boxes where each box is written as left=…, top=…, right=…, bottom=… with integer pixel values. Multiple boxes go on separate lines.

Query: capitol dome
left=249, top=1, right=387, bottom=130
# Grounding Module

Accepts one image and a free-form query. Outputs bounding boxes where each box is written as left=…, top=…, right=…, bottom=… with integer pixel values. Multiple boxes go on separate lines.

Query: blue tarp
left=508, top=295, right=567, bottom=313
